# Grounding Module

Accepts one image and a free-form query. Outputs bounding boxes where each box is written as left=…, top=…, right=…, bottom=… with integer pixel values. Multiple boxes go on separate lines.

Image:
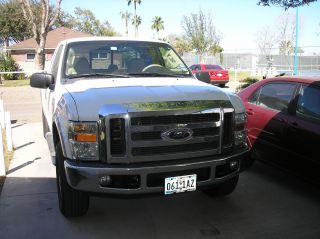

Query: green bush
left=0, top=55, right=22, bottom=80
left=236, top=77, right=259, bottom=92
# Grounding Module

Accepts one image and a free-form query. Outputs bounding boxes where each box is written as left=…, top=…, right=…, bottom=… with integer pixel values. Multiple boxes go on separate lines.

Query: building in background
left=6, top=27, right=91, bottom=73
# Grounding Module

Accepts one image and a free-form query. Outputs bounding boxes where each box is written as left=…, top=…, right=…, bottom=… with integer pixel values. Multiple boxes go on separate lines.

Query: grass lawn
left=0, top=79, right=30, bottom=87
left=229, top=71, right=253, bottom=81
left=0, top=130, right=14, bottom=195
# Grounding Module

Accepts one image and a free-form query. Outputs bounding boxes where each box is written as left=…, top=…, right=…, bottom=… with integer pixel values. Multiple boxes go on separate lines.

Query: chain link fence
left=182, top=46, right=320, bottom=78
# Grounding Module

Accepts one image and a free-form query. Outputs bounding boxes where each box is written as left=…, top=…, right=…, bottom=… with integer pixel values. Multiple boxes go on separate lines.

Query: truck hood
left=63, top=77, right=236, bottom=121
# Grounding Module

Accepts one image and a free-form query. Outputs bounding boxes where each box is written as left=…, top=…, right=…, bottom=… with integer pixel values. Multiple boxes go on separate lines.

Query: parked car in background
left=190, top=64, right=229, bottom=87
left=238, top=77, right=320, bottom=181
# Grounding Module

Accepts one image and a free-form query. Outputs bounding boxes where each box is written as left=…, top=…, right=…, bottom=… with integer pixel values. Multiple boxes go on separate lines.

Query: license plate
left=164, top=174, right=197, bottom=195
left=217, top=73, right=223, bottom=77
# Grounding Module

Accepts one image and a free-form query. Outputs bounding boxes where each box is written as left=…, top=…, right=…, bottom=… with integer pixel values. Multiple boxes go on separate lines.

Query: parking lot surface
left=0, top=86, right=319, bottom=239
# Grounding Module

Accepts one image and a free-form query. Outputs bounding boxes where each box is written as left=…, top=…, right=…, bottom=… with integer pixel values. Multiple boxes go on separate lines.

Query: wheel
left=142, top=64, right=165, bottom=73
left=56, top=142, right=89, bottom=217
left=202, top=175, right=239, bottom=197
left=42, top=110, right=49, bottom=138
left=219, top=84, right=225, bottom=87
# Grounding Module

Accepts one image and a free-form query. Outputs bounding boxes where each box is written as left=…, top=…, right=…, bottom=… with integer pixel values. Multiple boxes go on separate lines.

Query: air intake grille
left=132, top=141, right=219, bottom=156
left=131, top=113, right=220, bottom=126
left=110, top=118, right=126, bottom=155
left=222, top=112, right=233, bottom=147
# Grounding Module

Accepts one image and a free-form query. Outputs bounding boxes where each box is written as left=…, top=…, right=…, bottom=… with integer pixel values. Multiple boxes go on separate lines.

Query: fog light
left=230, top=160, right=239, bottom=170
left=99, top=176, right=111, bottom=187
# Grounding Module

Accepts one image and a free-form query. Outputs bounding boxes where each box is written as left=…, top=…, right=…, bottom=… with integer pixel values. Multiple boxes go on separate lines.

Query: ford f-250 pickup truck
left=30, top=37, right=249, bottom=217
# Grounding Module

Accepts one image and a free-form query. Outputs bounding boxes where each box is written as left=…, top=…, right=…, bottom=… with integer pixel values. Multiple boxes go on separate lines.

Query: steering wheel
left=142, top=64, right=165, bottom=73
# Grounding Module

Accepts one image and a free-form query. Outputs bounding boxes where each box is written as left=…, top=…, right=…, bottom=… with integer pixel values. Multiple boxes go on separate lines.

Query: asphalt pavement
left=0, top=86, right=320, bottom=239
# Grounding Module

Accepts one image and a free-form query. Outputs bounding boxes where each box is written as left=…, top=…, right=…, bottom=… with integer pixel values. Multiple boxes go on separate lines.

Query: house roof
left=8, top=27, right=91, bottom=50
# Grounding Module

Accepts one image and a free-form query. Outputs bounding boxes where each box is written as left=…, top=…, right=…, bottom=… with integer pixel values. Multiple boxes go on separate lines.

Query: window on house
left=26, top=53, right=35, bottom=61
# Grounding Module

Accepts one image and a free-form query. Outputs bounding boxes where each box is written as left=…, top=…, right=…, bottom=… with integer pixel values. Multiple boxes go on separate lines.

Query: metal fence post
left=0, top=100, right=5, bottom=129
left=0, top=127, right=5, bottom=176
left=5, top=112, right=12, bottom=152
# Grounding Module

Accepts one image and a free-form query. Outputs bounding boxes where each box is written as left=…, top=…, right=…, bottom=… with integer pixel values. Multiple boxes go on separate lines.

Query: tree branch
left=48, top=0, right=62, bottom=29
left=20, top=0, right=37, bottom=36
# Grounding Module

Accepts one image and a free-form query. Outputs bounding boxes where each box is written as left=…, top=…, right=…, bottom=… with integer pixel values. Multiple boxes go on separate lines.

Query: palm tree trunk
left=125, top=19, right=128, bottom=37
left=134, top=2, right=137, bottom=37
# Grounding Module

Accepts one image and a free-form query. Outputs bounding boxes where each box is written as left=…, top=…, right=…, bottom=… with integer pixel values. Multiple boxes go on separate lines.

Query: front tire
left=202, top=175, right=239, bottom=197
left=56, top=142, right=89, bottom=217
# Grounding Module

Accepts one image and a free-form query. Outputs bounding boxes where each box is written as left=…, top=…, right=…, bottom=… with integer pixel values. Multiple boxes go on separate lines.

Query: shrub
left=0, top=55, right=21, bottom=80
left=236, top=77, right=259, bottom=92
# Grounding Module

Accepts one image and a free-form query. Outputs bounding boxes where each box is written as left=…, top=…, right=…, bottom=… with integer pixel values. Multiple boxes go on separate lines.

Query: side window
left=193, top=65, right=201, bottom=71
left=254, top=83, right=296, bottom=112
left=249, top=88, right=261, bottom=104
left=51, top=45, right=63, bottom=80
left=189, top=65, right=195, bottom=71
left=296, top=85, right=320, bottom=123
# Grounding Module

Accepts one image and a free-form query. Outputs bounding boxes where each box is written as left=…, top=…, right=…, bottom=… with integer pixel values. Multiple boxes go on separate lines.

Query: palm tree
left=132, top=15, right=142, bottom=37
left=151, top=16, right=164, bottom=39
left=127, top=0, right=142, bottom=37
left=120, top=11, right=132, bottom=37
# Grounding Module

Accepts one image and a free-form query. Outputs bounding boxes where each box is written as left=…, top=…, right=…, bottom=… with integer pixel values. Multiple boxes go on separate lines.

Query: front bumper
left=210, top=80, right=229, bottom=85
left=64, top=149, right=250, bottom=195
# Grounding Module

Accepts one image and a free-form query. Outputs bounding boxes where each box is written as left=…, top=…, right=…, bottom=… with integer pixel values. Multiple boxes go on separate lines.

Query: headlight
left=234, top=113, right=247, bottom=147
left=68, top=122, right=99, bottom=161
left=234, top=112, right=246, bottom=131
left=234, top=130, right=247, bottom=147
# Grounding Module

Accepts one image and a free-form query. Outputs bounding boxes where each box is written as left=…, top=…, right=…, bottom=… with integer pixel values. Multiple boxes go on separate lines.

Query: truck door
left=43, top=45, right=64, bottom=129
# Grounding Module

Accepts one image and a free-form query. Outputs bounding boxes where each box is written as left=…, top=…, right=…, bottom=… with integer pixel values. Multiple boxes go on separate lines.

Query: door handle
left=246, top=108, right=254, bottom=116
left=290, top=122, right=299, bottom=129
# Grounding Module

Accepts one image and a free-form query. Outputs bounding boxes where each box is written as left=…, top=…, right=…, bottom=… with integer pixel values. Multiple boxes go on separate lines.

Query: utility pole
left=293, top=7, right=299, bottom=76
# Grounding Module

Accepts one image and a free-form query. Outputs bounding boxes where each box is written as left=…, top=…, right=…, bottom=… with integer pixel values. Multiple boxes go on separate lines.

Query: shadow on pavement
left=14, top=141, right=35, bottom=150
left=1, top=162, right=320, bottom=239
left=6, top=157, right=41, bottom=175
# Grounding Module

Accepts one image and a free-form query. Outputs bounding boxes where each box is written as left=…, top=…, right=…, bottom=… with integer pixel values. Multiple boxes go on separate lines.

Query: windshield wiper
left=68, top=73, right=131, bottom=79
left=127, top=72, right=190, bottom=78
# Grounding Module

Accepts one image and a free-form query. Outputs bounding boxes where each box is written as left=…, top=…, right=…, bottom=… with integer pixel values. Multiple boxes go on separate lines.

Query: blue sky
left=61, top=0, right=320, bottom=51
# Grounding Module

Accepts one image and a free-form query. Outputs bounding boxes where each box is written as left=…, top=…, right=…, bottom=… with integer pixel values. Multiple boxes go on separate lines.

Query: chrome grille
left=106, top=108, right=234, bottom=164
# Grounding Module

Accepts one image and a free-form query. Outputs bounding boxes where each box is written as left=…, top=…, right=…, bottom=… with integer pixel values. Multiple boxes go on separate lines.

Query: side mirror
left=30, top=73, right=54, bottom=89
left=194, top=72, right=211, bottom=84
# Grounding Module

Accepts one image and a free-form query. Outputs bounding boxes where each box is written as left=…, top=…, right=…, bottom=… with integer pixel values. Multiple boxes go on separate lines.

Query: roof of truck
left=62, top=37, right=167, bottom=45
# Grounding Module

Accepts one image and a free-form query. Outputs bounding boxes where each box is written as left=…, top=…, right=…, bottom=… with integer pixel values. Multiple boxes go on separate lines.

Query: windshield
left=205, top=65, right=223, bottom=70
left=64, top=40, right=191, bottom=79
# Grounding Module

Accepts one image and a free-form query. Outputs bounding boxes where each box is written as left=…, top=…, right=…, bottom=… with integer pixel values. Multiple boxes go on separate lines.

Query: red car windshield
left=205, top=65, right=223, bottom=70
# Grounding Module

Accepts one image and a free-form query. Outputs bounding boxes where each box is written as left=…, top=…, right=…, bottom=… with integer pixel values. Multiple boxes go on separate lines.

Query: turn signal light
left=75, top=133, right=97, bottom=142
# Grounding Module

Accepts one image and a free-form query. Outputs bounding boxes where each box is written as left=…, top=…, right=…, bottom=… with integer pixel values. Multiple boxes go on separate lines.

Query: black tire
left=202, top=175, right=239, bottom=197
left=56, top=142, right=89, bottom=217
left=42, top=110, right=49, bottom=138
left=219, top=84, right=226, bottom=88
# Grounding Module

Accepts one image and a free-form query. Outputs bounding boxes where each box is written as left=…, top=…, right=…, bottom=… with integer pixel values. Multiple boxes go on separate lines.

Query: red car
left=238, top=76, right=320, bottom=180
left=190, top=64, right=229, bottom=87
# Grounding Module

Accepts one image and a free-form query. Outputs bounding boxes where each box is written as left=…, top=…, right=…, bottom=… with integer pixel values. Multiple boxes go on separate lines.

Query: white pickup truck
left=30, top=37, right=250, bottom=217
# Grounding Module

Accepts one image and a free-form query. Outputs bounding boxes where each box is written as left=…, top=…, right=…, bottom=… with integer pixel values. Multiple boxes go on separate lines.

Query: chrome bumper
left=64, top=149, right=250, bottom=195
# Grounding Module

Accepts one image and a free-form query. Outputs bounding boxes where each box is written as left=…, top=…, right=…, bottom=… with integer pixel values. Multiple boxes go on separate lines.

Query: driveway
left=0, top=86, right=41, bottom=123
left=0, top=86, right=320, bottom=239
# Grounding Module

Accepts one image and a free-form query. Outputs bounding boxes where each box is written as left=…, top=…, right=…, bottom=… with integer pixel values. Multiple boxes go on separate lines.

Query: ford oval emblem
left=161, top=128, right=193, bottom=142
